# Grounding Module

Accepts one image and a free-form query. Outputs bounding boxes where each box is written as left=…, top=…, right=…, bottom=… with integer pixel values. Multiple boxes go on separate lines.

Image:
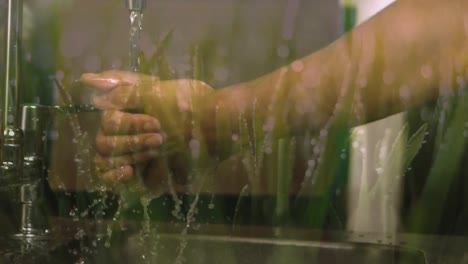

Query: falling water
left=174, top=187, right=202, bottom=264
left=54, top=79, right=94, bottom=186
left=54, top=79, right=115, bottom=259
left=232, top=184, right=249, bottom=230
left=128, top=10, right=143, bottom=72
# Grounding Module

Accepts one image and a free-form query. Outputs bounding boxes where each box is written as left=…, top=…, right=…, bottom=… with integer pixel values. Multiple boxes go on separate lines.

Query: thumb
left=80, top=72, right=122, bottom=91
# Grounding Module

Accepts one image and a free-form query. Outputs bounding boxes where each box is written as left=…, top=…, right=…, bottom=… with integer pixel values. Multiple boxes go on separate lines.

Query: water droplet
left=291, top=60, right=304, bottom=72
left=319, top=129, right=328, bottom=137
left=25, top=53, right=32, bottom=62
left=399, top=85, right=411, bottom=101
left=7, top=115, right=14, bottom=123
left=421, top=65, right=432, bottom=79
left=263, top=117, right=275, bottom=132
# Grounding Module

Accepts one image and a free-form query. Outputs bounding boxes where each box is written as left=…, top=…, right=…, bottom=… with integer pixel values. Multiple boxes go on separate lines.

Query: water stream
left=129, top=10, right=143, bottom=72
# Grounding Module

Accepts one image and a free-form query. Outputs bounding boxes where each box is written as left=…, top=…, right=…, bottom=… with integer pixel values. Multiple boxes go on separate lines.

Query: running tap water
left=125, top=0, right=146, bottom=72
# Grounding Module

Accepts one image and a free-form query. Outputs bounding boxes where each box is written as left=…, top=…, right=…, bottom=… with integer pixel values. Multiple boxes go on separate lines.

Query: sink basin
left=123, top=234, right=426, bottom=264
left=0, top=228, right=426, bottom=264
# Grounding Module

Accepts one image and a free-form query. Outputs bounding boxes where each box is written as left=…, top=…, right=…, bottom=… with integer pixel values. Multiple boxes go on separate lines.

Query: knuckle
left=95, top=135, right=113, bottom=156
left=102, top=111, right=125, bottom=133
left=102, top=117, right=118, bottom=133
left=153, top=118, right=161, bottom=129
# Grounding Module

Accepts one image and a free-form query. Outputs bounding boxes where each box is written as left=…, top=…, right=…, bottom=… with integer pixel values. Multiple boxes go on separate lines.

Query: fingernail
left=81, top=73, right=120, bottom=89
left=95, top=78, right=120, bottom=89
left=105, top=78, right=120, bottom=86
left=116, top=166, right=132, bottom=181
left=145, top=135, right=162, bottom=147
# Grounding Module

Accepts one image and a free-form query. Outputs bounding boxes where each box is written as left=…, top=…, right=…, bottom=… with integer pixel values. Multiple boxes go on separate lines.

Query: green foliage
left=369, top=123, right=428, bottom=196
left=139, top=30, right=174, bottom=78
left=407, top=94, right=468, bottom=232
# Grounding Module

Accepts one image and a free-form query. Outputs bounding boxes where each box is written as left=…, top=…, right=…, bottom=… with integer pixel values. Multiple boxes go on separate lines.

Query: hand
left=93, top=110, right=163, bottom=184
left=79, top=71, right=162, bottom=184
left=80, top=70, right=213, bottom=186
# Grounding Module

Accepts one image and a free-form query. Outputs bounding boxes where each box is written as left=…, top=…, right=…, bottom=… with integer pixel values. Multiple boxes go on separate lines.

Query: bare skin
left=80, top=0, right=468, bottom=187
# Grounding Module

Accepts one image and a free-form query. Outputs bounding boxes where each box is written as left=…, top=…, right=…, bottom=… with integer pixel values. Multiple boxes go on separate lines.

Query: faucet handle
left=20, top=104, right=51, bottom=178
left=1, top=126, right=24, bottom=178
left=21, top=104, right=51, bottom=157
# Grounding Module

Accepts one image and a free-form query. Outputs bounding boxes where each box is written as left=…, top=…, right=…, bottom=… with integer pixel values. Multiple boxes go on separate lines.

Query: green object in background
left=342, top=1, right=357, bottom=33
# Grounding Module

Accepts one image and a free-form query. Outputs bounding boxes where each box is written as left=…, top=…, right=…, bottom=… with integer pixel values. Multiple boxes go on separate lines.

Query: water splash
left=54, top=79, right=94, bottom=187
left=232, top=184, right=249, bottom=230
left=174, top=189, right=201, bottom=264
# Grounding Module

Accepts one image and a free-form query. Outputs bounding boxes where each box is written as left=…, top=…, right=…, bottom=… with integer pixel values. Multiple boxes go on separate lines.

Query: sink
left=0, top=226, right=426, bottom=264
left=123, top=234, right=426, bottom=264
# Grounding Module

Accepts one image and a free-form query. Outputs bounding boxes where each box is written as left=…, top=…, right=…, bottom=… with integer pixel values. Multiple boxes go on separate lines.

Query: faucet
left=0, top=0, right=148, bottom=239
left=1, top=0, right=51, bottom=238
left=1, top=0, right=23, bottom=179
left=124, top=0, right=146, bottom=11
left=1, top=0, right=48, bottom=238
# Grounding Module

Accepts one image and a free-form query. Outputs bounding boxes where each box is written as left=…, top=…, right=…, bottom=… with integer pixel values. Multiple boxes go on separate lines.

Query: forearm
left=200, top=67, right=295, bottom=158
left=201, top=0, right=468, bottom=154
left=318, top=0, right=468, bottom=124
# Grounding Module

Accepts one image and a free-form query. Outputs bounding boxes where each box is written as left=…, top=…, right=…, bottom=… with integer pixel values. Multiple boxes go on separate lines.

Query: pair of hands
left=80, top=71, right=213, bottom=186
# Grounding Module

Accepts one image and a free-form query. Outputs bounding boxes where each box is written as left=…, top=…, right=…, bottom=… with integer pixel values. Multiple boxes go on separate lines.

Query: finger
left=80, top=70, right=134, bottom=92
left=92, top=82, right=137, bottom=109
left=95, top=132, right=164, bottom=156
left=80, top=72, right=123, bottom=91
left=81, top=70, right=156, bottom=92
left=101, top=110, right=160, bottom=135
left=92, top=80, right=155, bottom=110
left=95, top=149, right=160, bottom=170
left=99, top=165, right=134, bottom=183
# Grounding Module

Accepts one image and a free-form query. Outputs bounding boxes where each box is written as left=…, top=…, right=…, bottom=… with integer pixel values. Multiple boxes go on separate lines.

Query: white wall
left=354, top=0, right=396, bottom=24
left=345, top=0, right=404, bottom=243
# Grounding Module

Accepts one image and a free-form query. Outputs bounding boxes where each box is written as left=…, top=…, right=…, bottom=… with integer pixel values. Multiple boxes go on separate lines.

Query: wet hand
left=93, top=110, right=163, bottom=184
left=80, top=70, right=213, bottom=145
left=80, top=70, right=157, bottom=110
left=81, top=70, right=214, bottom=186
left=80, top=71, right=160, bottom=184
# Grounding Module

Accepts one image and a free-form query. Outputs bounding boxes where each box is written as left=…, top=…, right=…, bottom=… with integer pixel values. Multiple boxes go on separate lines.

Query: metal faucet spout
left=124, top=0, right=146, bottom=11
left=1, top=0, right=24, bottom=174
